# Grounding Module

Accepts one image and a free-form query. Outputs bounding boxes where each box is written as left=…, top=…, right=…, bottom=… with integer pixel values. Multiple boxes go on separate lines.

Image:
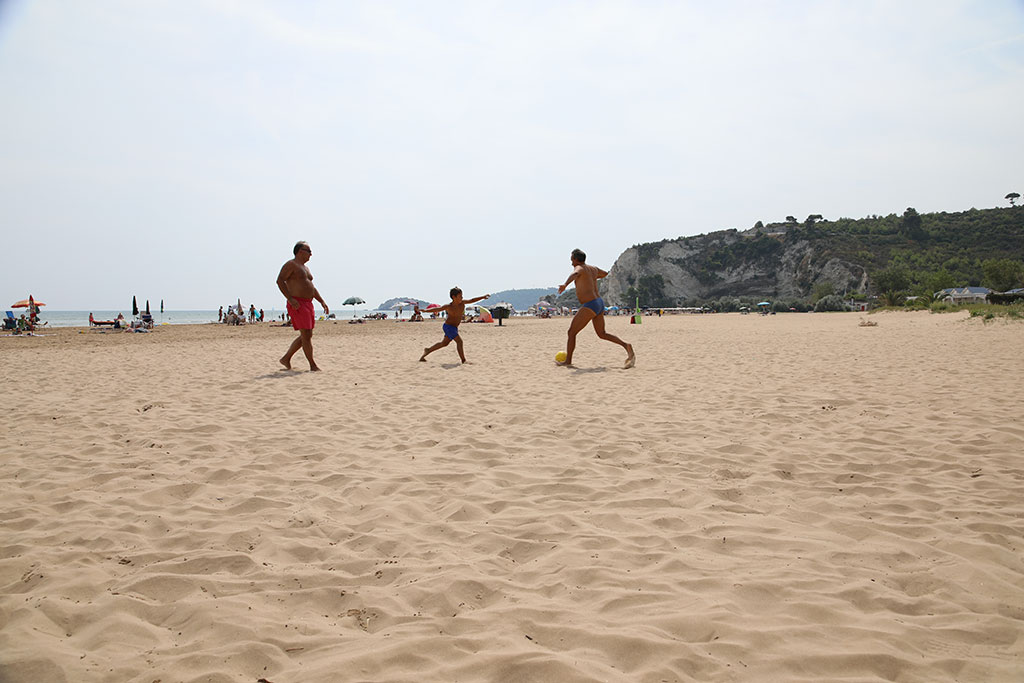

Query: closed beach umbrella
left=132, top=296, right=138, bottom=316
left=145, top=300, right=150, bottom=315
left=342, top=297, right=366, bottom=306
left=160, top=299, right=164, bottom=314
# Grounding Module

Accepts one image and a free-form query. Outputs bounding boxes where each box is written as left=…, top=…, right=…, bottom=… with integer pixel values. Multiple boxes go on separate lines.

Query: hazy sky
left=1, top=1, right=1022, bottom=310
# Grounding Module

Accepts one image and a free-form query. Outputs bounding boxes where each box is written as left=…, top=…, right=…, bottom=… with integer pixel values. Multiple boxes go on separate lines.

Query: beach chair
left=3, top=311, right=16, bottom=331
left=89, top=313, right=119, bottom=327
left=140, top=313, right=154, bottom=329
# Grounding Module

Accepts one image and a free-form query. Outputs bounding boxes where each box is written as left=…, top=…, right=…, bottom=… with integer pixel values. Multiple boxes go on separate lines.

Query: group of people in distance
left=218, top=305, right=265, bottom=325
left=276, top=241, right=635, bottom=372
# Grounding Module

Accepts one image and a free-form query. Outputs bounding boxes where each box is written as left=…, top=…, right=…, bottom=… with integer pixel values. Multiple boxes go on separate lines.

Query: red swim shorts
left=288, top=297, right=315, bottom=330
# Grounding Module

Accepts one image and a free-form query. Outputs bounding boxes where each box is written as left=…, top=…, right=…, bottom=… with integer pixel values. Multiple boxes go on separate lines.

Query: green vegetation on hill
left=779, top=207, right=1024, bottom=294
left=620, top=207, right=1024, bottom=308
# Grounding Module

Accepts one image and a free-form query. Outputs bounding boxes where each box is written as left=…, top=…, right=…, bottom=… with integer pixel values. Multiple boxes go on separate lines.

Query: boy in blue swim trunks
left=419, top=287, right=490, bottom=363
left=557, top=248, right=635, bottom=369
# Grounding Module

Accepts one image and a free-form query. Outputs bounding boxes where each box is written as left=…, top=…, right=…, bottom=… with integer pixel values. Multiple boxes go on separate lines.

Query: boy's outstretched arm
left=464, top=294, right=490, bottom=304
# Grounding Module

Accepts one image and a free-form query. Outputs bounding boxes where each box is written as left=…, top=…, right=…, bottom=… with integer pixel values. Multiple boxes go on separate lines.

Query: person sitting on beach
left=557, top=248, right=635, bottom=369
left=410, top=306, right=424, bottom=322
left=419, top=287, right=489, bottom=363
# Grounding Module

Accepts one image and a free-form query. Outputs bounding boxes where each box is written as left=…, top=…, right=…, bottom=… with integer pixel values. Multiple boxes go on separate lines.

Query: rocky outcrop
left=601, top=228, right=868, bottom=306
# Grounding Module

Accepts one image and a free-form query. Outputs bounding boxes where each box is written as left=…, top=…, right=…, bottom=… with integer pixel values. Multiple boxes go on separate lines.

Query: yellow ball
left=555, top=351, right=567, bottom=363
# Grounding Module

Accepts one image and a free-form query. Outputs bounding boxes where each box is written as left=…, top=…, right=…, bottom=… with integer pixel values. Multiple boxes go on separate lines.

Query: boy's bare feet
left=420, top=348, right=429, bottom=362
left=623, top=345, right=636, bottom=369
left=555, top=359, right=573, bottom=367
left=310, top=365, right=321, bottom=372
left=279, top=357, right=291, bottom=370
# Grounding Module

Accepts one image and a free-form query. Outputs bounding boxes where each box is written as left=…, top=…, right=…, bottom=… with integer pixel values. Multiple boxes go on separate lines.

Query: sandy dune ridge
left=1, top=311, right=1022, bottom=682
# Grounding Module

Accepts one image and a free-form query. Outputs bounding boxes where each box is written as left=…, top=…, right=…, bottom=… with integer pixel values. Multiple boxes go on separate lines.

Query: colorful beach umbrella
left=11, top=298, right=45, bottom=308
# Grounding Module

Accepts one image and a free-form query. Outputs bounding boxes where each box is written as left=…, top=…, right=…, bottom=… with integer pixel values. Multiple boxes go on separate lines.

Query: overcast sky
left=1, top=0, right=1022, bottom=310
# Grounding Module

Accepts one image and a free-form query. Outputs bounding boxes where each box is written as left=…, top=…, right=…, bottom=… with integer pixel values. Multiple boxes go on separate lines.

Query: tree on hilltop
left=1007, top=192, right=1020, bottom=207
left=899, top=207, right=924, bottom=240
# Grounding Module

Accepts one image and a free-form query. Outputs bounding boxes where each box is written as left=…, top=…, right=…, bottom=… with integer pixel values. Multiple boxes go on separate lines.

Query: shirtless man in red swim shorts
left=277, top=241, right=330, bottom=371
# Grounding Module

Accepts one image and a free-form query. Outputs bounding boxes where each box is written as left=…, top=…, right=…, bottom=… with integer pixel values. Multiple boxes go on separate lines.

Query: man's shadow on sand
left=254, top=369, right=309, bottom=380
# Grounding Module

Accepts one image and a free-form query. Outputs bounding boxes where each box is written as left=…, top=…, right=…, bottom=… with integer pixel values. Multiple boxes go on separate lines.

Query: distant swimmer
left=557, top=248, right=635, bottom=369
left=419, top=287, right=490, bottom=364
left=277, top=241, right=329, bottom=371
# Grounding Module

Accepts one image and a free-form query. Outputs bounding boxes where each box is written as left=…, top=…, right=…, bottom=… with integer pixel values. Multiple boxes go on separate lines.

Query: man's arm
left=594, top=267, right=608, bottom=279
left=558, top=266, right=582, bottom=294
left=276, top=262, right=298, bottom=308
left=313, top=288, right=329, bottom=316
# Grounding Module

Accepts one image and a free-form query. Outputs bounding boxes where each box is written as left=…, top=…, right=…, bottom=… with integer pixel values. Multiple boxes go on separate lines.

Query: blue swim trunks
left=581, top=297, right=605, bottom=315
left=442, top=323, right=460, bottom=339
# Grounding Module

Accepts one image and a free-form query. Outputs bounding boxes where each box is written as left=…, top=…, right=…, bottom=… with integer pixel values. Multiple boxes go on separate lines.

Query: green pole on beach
left=634, top=296, right=642, bottom=324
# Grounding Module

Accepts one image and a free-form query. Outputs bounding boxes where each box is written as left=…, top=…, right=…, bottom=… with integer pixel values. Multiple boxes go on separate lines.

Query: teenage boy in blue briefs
left=557, top=248, right=636, bottom=369
left=419, top=287, right=490, bottom=363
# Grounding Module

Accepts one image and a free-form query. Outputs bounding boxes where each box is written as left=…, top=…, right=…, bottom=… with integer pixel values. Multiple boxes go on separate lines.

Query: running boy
left=419, top=287, right=490, bottom=363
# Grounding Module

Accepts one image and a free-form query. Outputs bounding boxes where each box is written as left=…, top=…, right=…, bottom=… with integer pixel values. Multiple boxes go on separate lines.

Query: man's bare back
left=571, top=263, right=605, bottom=304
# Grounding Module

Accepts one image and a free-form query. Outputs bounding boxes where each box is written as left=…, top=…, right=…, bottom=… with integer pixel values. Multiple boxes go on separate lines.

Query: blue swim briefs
left=442, top=323, right=460, bottom=339
left=581, top=297, right=605, bottom=316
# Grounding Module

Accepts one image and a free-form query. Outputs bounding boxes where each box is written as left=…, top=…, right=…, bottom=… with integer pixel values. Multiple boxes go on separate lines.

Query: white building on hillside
left=937, top=287, right=991, bottom=304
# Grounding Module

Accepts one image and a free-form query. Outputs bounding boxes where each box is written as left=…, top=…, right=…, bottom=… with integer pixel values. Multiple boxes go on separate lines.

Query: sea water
left=19, top=309, right=402, bottom=328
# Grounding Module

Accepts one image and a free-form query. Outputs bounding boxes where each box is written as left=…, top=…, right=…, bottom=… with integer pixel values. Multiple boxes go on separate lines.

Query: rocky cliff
left=601, top=227, right=868, bottom=306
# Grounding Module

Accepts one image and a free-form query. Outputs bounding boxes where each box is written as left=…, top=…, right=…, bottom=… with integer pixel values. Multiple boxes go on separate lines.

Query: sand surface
left=1, top=311, right=1022, bottom=682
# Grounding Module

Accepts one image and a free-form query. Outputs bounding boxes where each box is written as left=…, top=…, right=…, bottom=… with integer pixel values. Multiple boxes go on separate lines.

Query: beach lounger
left=89, top=313, right=118, bottom=327
left=3, top=311, right=16, bottom=331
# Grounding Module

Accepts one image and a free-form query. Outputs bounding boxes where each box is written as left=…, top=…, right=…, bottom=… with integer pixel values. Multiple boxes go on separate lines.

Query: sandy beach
left=1, top=311, right=1022, bottom=682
